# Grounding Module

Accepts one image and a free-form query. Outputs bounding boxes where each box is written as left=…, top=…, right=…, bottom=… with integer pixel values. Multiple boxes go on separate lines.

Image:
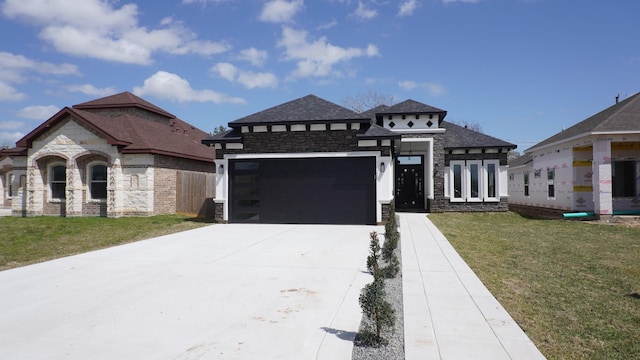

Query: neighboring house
left=203, top=94, right=515, bottom=224
left=0, top=92, right=215, bottom=217
left=508, top=92, right=640, bottom=219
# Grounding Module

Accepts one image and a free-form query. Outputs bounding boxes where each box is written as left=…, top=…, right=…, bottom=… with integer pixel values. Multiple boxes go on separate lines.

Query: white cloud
left=211, top=62, right=238, bottom=82
left=398, top=0, right=419, bottom=17
left=17, top=105, right=60, bottom=120
left=277, top=27, right=379, bottom=78
left=0, top=120, right=25, bottom=130
left=259, top=0, right=304, bottom=23
left=353, top=1, right=377, bottom=20
left=66, top=84, right=117, bottom=97
left=2, top=0, right=230, bottom=65
left=133, top=71, right=246, bottom=104
left=0, top=52, right=80, bottom=85
left=0, top=81, right=26, bottom=101
left=399, top=80, right=446, bottom=96
left=238, top=47, right=268, bottom=67
left=317, top=19, right=338, bottom=30
left=211, top=63, right=278, bottom=89
left=0, top=130, right=24, bottom=146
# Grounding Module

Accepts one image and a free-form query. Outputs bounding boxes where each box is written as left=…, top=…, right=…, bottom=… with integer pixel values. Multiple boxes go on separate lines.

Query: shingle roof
left=73, top=91, right=176, bottom=119
left=442, top=121, right=516, bottom=149
left=360, top=104, right=389, bottom=119
left=529, top=92, right=640, bottom=151
left=379, top=99, right=446, bottom=115
left=356, top=124, right=402, bottom=140
left=15, top=97, right=213, bottom=163
left=508, top=153, right=533, bottom=167
left=229, top=94, right=367, bottom=126
left=202, top=129, right=243, bottom=144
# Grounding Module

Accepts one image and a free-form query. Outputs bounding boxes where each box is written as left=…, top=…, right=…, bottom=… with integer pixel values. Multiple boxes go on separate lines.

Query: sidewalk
left=399, top=213, right=546, bottom=360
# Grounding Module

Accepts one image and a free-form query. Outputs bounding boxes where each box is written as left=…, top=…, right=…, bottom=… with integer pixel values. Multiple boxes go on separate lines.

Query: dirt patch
left=587, top=216, right=640, bottom=227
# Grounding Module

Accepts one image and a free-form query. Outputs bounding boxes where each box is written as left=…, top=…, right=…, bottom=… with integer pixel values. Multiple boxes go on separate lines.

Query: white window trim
left=450, top=160, right=465, bottom=202
left=48, top=162, right=66, bottom=202
left=449, top=160, right=502, bottom=203
left=483, top=160, right=500, bottom=202
left=87, top=161, right=108, bottom=202
left=466, top=160, right=483, bottom=202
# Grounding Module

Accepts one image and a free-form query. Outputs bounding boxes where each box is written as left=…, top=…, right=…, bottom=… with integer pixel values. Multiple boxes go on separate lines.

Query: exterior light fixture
left=218, top=164, right=224, bottom=172
left=380, top=162, right=386, bottom=172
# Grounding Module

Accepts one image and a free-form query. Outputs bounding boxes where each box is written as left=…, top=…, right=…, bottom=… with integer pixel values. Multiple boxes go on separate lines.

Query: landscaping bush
left=366, top=231, right=381, bottom=276
left=358, top=277, right=396, bottom=346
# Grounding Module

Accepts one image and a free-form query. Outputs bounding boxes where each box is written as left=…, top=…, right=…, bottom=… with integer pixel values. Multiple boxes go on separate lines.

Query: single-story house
left=508, top=92, right=640, bottom=219
left=0, top=92, right=215, bottom=217
left=203, top=94, right=516, bottom=224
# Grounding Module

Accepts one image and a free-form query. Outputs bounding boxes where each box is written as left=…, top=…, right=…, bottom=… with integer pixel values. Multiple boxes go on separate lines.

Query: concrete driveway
left=0, top=223, right=380, bottom=360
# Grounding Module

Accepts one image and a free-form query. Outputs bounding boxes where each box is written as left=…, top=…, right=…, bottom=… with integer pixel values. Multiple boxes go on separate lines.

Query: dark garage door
left=229, top=157, right=376, bottom=224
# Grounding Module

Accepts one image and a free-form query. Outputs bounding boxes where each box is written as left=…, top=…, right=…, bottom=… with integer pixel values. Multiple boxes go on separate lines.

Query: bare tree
left=212, top=125, right=227, bottom=135
left=342, top=90, right=395, bottom=113
left=508, top=150, right=521, bottom=162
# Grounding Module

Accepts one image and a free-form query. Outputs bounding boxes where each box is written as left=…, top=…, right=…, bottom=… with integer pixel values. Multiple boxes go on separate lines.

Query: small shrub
left=380, top=254, right=400, bottom=279
left=358, top=277, right=396, bottom=345
left=366, top=231, right=381, bottom=276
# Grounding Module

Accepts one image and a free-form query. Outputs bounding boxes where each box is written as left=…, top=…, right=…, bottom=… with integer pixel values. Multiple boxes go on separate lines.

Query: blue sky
left=1, top=0, right=638, bottom=152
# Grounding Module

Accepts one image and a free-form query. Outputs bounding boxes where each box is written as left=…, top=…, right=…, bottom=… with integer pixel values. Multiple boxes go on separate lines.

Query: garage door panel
left=230, top=157, right=375, bottom=224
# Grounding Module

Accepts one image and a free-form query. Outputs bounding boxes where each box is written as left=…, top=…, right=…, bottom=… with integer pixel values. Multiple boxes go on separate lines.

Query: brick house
left=508, top=92, right=640, bottom=219
left=203, top=95, right=516, bottom=224
left=0, top=92, right=215, bottom=217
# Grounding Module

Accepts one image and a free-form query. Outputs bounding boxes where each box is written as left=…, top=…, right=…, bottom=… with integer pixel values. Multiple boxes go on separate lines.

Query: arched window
left=89, top=164, right=107, bottom=200
left=50, top=164, right=66, bottom=200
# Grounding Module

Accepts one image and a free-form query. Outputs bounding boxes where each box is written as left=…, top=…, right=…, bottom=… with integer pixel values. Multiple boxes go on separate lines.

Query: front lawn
left=429, top=212, right=640, bottom=360
left=0, top=215, right=210, bottom=271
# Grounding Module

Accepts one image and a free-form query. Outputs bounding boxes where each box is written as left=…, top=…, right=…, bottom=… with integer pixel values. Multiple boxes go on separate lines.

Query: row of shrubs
left=358, top=205, right=400, bottom=346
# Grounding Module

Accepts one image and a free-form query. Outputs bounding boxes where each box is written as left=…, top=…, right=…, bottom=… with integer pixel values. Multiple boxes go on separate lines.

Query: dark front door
left=229, top=157, right=376, bottom=224
left=395, top=156, right=425, bottom=210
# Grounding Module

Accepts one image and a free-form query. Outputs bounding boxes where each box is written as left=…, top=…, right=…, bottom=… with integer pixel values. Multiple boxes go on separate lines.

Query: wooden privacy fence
left=176, top=170, right=216, bottom=217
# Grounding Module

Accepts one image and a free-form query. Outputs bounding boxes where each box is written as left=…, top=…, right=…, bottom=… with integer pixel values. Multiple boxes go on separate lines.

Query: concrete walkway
left=400, top=213, right=546, bottom=359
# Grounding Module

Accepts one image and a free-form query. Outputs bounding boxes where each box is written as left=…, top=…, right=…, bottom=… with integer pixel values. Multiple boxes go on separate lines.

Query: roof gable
left=229, top=94, right=367, bottom=126
left=73, top=91, right=176, bottom=119
left=529, top=92, right=640, bottom=151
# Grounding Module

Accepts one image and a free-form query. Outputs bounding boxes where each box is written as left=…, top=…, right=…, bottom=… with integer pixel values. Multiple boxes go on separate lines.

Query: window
left=524, top=172, right=530, bottom=197
left=612, top=160, right=636, bottom=198
left=547, top=168, right=555, bottom=198
left=451, top=162, right=464, bottom=201
left=89, top=164, right=107, bottom=200
left=467, top=161, right=481, bottom=201
left=50, top=165, right=66, bottom=200
left=449, top=160, right=500, bottom=202
left=7, top=172, right=14, bottom=198
left=485, top=161, right=499, bottom=201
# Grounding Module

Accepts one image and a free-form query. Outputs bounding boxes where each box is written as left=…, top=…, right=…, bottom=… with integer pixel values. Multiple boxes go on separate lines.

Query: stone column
left=65, top=163, right=82, bottom=217
left=592, top=139, right=613, bottom=220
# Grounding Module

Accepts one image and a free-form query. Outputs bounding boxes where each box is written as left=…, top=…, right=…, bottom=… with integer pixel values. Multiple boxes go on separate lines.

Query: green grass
left=429, top=212, right=640, bottom=360
left=0, top=215, right=212, bottom=271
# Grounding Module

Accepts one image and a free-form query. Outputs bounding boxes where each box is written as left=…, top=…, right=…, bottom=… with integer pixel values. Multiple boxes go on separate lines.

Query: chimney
left=616, top=93, right=619, bottom=104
